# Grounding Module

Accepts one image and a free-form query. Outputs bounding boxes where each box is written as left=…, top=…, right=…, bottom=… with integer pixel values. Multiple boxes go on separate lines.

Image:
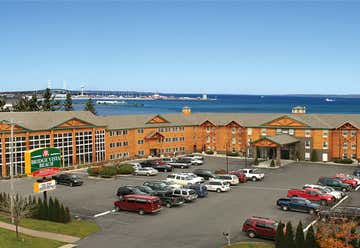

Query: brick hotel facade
left=1, top=107, right=360, bottom=177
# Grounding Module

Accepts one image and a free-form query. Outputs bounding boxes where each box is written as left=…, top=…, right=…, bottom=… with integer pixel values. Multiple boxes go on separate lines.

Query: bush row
left=333, top=158, right=354, bottom=164
left=87, top=164, right=135, bottom=177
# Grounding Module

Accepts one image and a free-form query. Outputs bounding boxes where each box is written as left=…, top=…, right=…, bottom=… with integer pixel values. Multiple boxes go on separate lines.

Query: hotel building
left=1, top=106, right=360, bottom=177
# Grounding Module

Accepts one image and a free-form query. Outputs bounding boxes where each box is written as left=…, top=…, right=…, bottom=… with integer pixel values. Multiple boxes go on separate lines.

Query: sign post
left=25, top=148, right=61, bottom=199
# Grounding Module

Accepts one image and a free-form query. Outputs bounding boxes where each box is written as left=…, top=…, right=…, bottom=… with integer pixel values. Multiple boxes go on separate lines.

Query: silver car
left=134, top=167, right=158, bottom=176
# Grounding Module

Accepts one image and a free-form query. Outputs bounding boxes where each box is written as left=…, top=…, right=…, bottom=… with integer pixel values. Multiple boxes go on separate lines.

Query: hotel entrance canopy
left=251, top=134, right=299, bottom=147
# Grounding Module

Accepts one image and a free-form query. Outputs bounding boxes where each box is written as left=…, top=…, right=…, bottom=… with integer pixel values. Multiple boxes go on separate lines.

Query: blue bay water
left=72, top=95, right=360, bottom=116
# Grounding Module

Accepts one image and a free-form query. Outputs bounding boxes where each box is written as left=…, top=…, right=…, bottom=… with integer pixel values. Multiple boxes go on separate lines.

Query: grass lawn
left=224, top=242, right=274, bottom=248
left=0, top=215, right=100, bottom=238
left=0, top=227, right=64, bottom=248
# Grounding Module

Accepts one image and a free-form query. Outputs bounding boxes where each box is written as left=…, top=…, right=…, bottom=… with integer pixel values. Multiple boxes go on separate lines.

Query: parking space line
left=94, top=210, right=113, bottom=218
left=237, top=186, right=289, bottom=191
left=355, top=185, right=360, bottom=191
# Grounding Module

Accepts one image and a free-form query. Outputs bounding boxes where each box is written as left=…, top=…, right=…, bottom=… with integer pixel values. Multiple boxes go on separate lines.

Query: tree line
left=0, top=88, right=96, bottom=114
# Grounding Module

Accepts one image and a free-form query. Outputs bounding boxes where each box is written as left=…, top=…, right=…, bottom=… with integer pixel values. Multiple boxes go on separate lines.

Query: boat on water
left=96, top=100, right=127, bottom=105
left=325, top=98, right=335, bottom=102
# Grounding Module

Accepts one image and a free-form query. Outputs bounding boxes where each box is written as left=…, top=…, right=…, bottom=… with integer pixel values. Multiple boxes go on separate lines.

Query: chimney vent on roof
left=182, top=106, right=191, bottom=115
left=292, top=106, right=306, bottom=114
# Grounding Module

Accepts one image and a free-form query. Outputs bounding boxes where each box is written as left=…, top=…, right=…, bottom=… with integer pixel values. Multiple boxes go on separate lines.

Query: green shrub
left=310, top=150, right=318, bottom=162
left=270, top=159, right=275, bottom=167
left=333, top=158, right=353, bottom=164
left=116, top=164, right=135, bottom=174
left=253, top=157, right=259, bottom=165
left=226, top=152, right=239, bottom=157
left=87, top=167, right=101, bottom=176
left=205, top=150, right=214, bottom=155
left=99, top=166, right=117, bottom=178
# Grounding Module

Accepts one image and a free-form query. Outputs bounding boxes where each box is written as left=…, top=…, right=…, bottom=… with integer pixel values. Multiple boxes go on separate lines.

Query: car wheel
left=134, top=172, right=138, bottom=176
left=247, top=231, right=256, bottom=238
left=146, top=173, right=150, bottom=176
left=320, top=200, right=327, bottom=206
left=342, top=188, right=347, bottom=192
left=252, top=177, right=257, bottom=182
left=282, top=206, right=288, bottom=211
left=69, top=182, right=73, bottom=187
left=181, top=166, right=184, bottom=169
left=309, top=209, right=315, bottom=214
left=115, top=206, right=121, bottom=212
left=166, top=202, right=172, bottom=208
left=139, top=209, right=145, bottom=215
left=216, top=188, right=221, bottom=193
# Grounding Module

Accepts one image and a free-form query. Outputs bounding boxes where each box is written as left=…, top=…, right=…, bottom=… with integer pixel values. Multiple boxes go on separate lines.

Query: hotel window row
left=158, top=127, right=185, bottom=132
left=163, top=137, right=185, bottom=143
left=109, top=130, right=128, bottom=137
left=54, top=132, right=73, bottom=167
left=110, top=141, right=129, bottom=148
left=96, top=130, right=106, bottom=162
left=29, top=134, right=51, bottom=150
left=276, top=128, right=295, bottom=135
left=342, top=130, right=357, bottom=137
left=110, top=152, right=129, bottom=160
left=164, top=147, right=185, bottom=153
left=76, top=131, right=93, bottom=165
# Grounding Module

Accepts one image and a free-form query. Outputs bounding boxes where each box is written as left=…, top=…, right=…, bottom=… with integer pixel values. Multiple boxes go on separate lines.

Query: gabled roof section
left=199, top=120, right=217, bottom=127
left=146, top=115, right=170, bottom=124
left=262, top=115, right=309, bottom=127
left=335, top=121, right=359, bottom=130
left=54, top=118, right=97, bottom=129
left=0, top=121, right=28, bottom=132
left=251, top=134, right=299, bottom=147
left=225, top=120, right=243, bottom=127
left=145, top=131, right=165, bottom=139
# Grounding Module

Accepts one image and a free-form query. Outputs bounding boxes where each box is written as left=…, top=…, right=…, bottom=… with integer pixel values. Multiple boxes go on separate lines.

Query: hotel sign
left=25, top=148, right=61, bottom=177
left=33, top=179, right=56, bottom=193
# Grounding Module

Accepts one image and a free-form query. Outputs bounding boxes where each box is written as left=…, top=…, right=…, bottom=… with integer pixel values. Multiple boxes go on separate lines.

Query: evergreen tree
left=48, top=198, right=55, bottom=221
left=0, top=97, right=5, bottom=111
left=41, top=88, right=60, bottom=111
left=275, top=222, right=285, bottom=248
left=59, top=204, right=66, bottom=223
left=305, top=225, right=318, bottom=248
left=42, top=199, right=49, bottom=220
left=84, top=98, right=96, bottom=115
left=28, top=94, right=40, bottom=111
left=295, top=221, right=305, bottom=248
left=64, top=206, right=71, bottom=223
left=284, top=221, right=295, bottom=247
left=53, top=198, right=61, bottom=222
left=64, top=93, right=73, bottom=111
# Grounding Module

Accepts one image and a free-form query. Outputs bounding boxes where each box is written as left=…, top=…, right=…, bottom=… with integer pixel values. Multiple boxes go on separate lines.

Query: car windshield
left=317, top=188, right=326, bottom=194
left=70, top=175, right=79, bottom=179
left=304, top=199, right=312, bottom=205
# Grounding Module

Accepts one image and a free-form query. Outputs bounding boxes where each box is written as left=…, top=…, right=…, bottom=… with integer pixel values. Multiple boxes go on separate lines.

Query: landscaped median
left=87, top=163, right=135, bottom=178
left=223, top=242, right=274, bottom=248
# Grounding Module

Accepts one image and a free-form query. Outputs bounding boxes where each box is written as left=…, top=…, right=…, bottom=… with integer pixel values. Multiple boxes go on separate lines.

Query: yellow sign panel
left=33, top=180, right=56, bottom=193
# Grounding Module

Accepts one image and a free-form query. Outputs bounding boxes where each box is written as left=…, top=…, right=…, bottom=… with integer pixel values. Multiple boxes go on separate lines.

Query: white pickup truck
left=241, top=168, right=265, bottom=181
left=166, top=174, right=202, bottom=186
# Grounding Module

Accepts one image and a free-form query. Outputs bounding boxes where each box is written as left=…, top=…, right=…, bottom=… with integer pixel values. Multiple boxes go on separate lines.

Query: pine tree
left=275, top=222, right=285, bottom=248
left=28, top=94, right=40, bottom=111
left=42, top=199, right=49, bottom=220
left=295, top=221, right=305, bottom=248
left=285, top=221, right=295, bottom=247
left=48, top=198, right=55, bottom=221
left=64, top=206, right=71, bottom=223
left=53, top=198, right=61, bottom=222
left=59, top=204, right=66, bottom=223
left=64, top=93, right=73, bottom=111
left=305, top=225, right=318, bottom=248
left=84, top=98, right=96, bottom=115
left=41, top=88, right=60, bottom=111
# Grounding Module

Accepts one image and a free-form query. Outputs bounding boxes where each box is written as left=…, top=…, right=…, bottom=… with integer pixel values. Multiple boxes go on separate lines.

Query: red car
left=242, top=216, right=282, bottom=240
left=334, top=174, right=358, bottom=188
left=114, top=194, right=162, bottom=215
left=229, top=170, right=247, bottom=183
left=287, top=188, right=334, bottom=205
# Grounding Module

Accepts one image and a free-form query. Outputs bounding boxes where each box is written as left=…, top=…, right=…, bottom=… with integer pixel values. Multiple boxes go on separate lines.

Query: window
left=305, top=152, right=310, bottom=160
left=179, top=137, right=185, bottom=142
left=138, top=150, right=145, bottom=156
left=29, top=134, right=50, bottom=149
left=54, top=132, right=73, bottom=167
left=323, top=141, right=328, bottom=149
left=75, top=131, right=93, bottom=165
left=116, top=130, right=122, bottom=136
left=206, top=136, right=211, bottom=143
left=343, top=130, right=348, bottom=137
left=5, top=136, right=26, bottom=175
left=351, top=130, right=357, bottom=137
left=352, top=143, right=357, bottom=150
left=158, top=128, right=164, bottom=132
left=206, top=126, right=211, bottom=133
left=305, top=129, right=311, bottom=138
left=95, top=130, right=105, bottom=162
left=123, top=141, right=128, bottom=146
left=137, top=128, right=144, bottom=134
left=343, top=153, right=348, bottom=159
left=123, top=130, right=128, bottom=135
left=305, top=140, right=311, bottom=149
left=231, top=127, right=236, bottom=134
left=261, top=128, right=266, bottom=137
left=247, top=128, right=252, bottom=135
left=289, top=129, right=295, bottom=135
left=137, top=140, right=144, bottom=145
left=352, top=154, right=356, bottom=159
left=276, top=129, right=282, bottom=135
left=231, top=137, right=236, bottom=145
left=323, top=130, right=328, bottom=138
left=343, top=142, right=348, bottom=149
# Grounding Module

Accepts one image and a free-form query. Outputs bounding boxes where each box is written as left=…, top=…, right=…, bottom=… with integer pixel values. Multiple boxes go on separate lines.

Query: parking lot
left=0, top=157, right=358, bottom=248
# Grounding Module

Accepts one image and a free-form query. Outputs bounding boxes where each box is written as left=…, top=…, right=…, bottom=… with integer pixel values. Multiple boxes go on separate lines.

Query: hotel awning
left=251, top=134, right=299, bottom=147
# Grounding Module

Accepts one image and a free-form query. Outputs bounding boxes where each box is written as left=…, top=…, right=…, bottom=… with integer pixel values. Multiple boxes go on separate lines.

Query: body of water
left=72, top=94, right=360, bottom=116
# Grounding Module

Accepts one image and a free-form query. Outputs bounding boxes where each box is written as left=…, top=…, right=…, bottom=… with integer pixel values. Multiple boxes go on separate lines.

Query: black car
left=140, top=160, right=173, bottom=172
left=155, top=191, right=185, bottom=208
left=193, top=169, right=216, bottom=180
left=134, top=185, right=156, bottom=195
left=143, top=181, right=172, bottom=192
left=354, top=169, right=360, bottom=177
left=52, top=173, right=83, bottom=187
left=116, top=186, right=147, bottom=197
left=318, top=177, right=351, bottom=192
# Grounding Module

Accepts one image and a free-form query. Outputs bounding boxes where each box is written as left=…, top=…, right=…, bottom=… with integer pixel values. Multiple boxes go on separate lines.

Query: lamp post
left=7, top=120, right=15, bottom=224
left=225, top=143, right=229, bottom=173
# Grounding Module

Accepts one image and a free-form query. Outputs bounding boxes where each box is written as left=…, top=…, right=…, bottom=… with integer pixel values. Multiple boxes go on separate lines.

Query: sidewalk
left=0, top=221, right=80, bottom=243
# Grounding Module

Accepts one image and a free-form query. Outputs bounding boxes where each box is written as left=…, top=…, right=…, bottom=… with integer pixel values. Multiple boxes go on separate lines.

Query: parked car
left=319, top=207, right=360, bottom=223
left=240, top=168, right=265, bottom=181
left=140, top=160, right=173, bottom=172
left=114, top=194, right=162, bottom=215
left=166, top=173, right=202, bottom=186
left=181, top=157, right=203, bottom=166
left=168, top=158, right=192, bottom=169
left=229, top=170, right=247, bottom=183
left=184, top=183, right=208, bottom=198
left=334, top=173, right=359, bottom=188
left=242, top=216, right=281, bottom=240
left=303, top=184, right=345, bottom=200
left=161, top=157, right=177, bottom=163
left=52, top=173, right=83, bottom=187
left=204, top=181, right=230, bottom=192
left=178, top=172, right=205, bottom=183
left=318, top=177, right=352, bottom=192
left=128, top=162, right=142, bottom=172
left=287, top=188, right=334, bottom=205
left=193, top=169, right=216, bottom=180
left=276, top=197, right=320, bottom=214
left=155, top=191, right=185, bottom=208
left=143, top=181, right=173, bottom=192
left=116, top=186, right=147, bottom=197
left=160, top=180, right=183, bottom=190
left=172, top=188, right=198, bottom=202
left=353, top=169, right=360, bottom=177
left=210, top=174, right=239, bottom=186
left=181, top=154, right=204, bottom=161
left=134, top=185, right=156, bottom=195
left=134, top=167, right=159, bottom=176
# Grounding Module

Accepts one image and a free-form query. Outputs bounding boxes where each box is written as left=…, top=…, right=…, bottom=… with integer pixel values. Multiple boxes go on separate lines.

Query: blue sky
left=0, top=1, right=359, bottom=94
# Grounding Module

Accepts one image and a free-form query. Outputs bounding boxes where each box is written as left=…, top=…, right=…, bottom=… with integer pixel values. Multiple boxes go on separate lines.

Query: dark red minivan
left=114, top=194, right=162, bottom=215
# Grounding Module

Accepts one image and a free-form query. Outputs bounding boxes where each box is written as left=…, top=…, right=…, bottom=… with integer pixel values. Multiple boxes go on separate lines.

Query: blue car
left=353, top=169, right=360, bottom=177
left=185, top=184, right=208, bottom=198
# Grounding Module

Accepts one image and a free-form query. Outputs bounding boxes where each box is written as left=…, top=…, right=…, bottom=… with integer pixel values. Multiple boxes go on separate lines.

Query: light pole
left=225, top=143, right=229, bottom=173
left=8, top=120, right=15, bottom=224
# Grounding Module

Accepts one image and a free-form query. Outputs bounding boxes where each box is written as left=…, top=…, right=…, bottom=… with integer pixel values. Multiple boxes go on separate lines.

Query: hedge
left=205, top=150, right=214, bottom=155
left=116, top=164, right=135, bottom=174
left=99, top=166, right=117, bottom=178
left=226, top=152, right=239, bottom=157
left=333, top=158, right=354, bottom=164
